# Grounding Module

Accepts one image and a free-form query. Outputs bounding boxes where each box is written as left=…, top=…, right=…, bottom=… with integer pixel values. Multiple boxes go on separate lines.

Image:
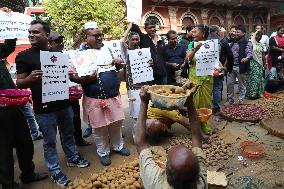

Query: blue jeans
left=213, top=75, right=224, bottom=111
left=21, top=102, right=40, bottom=139
left=36, top=106, right=79, bottom=175
left=154, top=75, right=167, bottom=85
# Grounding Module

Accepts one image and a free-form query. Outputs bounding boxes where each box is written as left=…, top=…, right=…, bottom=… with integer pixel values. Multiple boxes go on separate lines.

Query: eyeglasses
left=89, top=33, right=104, bottom=39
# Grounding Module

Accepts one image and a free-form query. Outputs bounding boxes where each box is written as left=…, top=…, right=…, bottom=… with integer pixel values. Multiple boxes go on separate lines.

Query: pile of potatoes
left=168, top=134, right=234, bottom=167
left=67, top=160, right=143, bottom=189
left=154, top=86, right=186, bottom=97
left=248, top=98, right=284, bottom=118
left=66, top=149, right=168, bottom=189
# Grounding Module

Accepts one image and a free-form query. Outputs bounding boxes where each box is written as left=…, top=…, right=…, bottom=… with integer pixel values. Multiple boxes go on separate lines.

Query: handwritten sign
left=128, top=48, right=153, bottom=84
left=104, top=40, right=126, bottom=63
left=195, top=39, right=219, bottom=76
left=68, top=47, right=114, bottom=76
left=67, top=49, right=97, bottom=77
left=126, top=0, right=142, bottom=24
left=40, top=51, right=69, bottom=103
left=0, top=11, right=32, bottom=39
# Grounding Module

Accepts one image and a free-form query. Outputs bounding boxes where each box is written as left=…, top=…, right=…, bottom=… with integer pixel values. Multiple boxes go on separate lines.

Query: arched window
left=254, top=16, right=264, bottom=26
left=143, top=11, right=165, bottom=30
left=180, top=12, right=199, bottom=28
left=234, top=15, right=245, bottom=25
left=209, top=17, right=221, bottom=26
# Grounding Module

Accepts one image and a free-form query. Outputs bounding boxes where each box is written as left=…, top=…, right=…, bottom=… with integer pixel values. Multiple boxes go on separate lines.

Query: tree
left=43, top=0, right=126, bottom=46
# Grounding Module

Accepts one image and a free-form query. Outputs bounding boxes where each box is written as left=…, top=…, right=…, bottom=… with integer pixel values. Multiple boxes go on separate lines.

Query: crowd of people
left=1, top=6, right=284, bottom=189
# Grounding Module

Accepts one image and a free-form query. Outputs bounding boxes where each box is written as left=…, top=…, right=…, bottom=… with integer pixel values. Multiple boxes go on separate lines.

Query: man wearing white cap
left=70, top=22, right=130, bottom=166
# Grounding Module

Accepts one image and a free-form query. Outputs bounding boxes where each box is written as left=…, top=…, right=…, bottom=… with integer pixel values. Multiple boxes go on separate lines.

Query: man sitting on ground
left=266, top=60, right=284, bottom=93
left=136, top=85, right=207, bottom=189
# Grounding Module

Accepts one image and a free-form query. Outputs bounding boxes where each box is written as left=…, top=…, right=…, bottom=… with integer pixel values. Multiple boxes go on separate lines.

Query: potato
left=175, top=87, right=185, bottom=94
left=93, top=181, right=102, bottom=187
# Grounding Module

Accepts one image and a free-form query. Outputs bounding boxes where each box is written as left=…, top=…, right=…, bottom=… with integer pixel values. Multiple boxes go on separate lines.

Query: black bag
left=181, top=62, right=189, bottom=78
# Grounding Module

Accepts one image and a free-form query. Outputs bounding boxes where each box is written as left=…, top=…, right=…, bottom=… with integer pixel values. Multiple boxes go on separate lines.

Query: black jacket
left=0, top=39, right=16, bottom=90
left=130, top=24, right=166, bottom=82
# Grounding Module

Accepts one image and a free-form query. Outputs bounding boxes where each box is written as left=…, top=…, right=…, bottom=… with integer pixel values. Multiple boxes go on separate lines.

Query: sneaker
left=21, top=172, right=48, bottom=184
left=51, top=172, right=70, bottom=187
left=83, top=128, right=92, bottom=138
left=99, top=155, right=112, bottom=166
left=116, top=147, right=130, bottom=156
left=67, top=157, right=90, bottom=168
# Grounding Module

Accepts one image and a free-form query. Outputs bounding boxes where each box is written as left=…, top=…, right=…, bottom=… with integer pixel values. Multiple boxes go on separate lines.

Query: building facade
left=140, top=0, right=283, bottom=35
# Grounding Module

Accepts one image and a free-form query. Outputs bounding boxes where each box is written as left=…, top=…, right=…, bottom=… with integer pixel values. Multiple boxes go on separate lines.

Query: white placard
left=128, top=48, right=153, bottom=84
left=0, top=11, right=32, bottom=39
left=67, top=47, right=114, bottom=76
left=104, top=40, right=126, bottom=63
left=41, top=51, right=69, bottom=103
left=126, top=0, right=142, bottom=24
left=67, top=49, right=97, bottom=77
left=195, top=39, right=219, bottom=76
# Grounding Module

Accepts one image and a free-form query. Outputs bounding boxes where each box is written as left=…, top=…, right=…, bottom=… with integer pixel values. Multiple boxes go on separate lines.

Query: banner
left=0, top=11, right=32, bottom=39
left=126, top=0, right=142, bottom=24
left=40, top=51, right=69, bottom=103
left=104, top=40, right=126, bottom=63
left=195, top=39, right=219, bottom=76
left=128, top=47, right=153, bottom=84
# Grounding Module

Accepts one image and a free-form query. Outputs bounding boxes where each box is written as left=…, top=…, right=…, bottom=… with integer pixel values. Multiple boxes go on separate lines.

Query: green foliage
left=43, top=0, right=126, bottom=43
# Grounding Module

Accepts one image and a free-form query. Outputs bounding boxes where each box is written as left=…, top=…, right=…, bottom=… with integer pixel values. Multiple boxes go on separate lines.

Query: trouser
left=0, top=106, right=35, bottom=187
left=213, top=75, right=224, bottom=111
left=127, top=89, right=141, bottom=141
left=93, top=120, right=124, bottom=157
left=227, top=69, right=248, bottom=103
left=36, top=106, right=79, bottom=175
left=21, top=102, right=40, bottom=140
left=71, top=100, right=84, bottom=143
left=154, top=75, right=167, bottom=85
left=265, top=80, right=284, bottom=93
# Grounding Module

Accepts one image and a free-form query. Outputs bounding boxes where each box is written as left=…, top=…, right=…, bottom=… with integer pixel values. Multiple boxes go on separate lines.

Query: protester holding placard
left=16, top=20, right=89, bottom=187
left=48, top=31, right=91, bottom=147
left=186, top=24, right=213, bottom=109
left=131, top=19, right=167, bottom=85
left=69, top=22, right=130, bottom=166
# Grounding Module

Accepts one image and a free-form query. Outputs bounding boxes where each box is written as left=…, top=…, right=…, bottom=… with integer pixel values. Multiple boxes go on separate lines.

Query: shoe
left=67, top=156, right=90, bottom=168
left=99, top=155, right=112, bottom=166
left=32, top=133, right=43, bottom=141
left=51, top=172, right=70, bottom=187
left=21, top=172, right=48, bottom=184
left=115, top=147, right=130, bottom=156
left=83, top=128, right=92, bottom=138
left=76, top=139, right=92, bottom=146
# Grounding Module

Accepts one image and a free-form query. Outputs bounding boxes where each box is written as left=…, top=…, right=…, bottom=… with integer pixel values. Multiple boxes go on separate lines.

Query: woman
left=186, top=24, right=213, bottom=109
left=268, top=25, right=284, bottom=69
left=246, top=31, right=265, bottom=99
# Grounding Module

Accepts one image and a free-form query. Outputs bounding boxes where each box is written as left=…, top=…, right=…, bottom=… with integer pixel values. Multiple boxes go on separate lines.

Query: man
left=224, top=25, right=237, bottom=47
left=70, top=22, right=130, bottom=166
left=255, top=25, right=269, bottom=54
left=179, top=25, right=194, bottom=48
left=0, top=17, right=47, bottom=189
left=164, top=30, right=187, bottom=85
left=48, top=31, right=91, bottom=147
left=268, top=25, right=284, bottom=69
left=136, top=85, right=207, bottom=189
left=265, top=60, right=284, bottom=93
left=227, top=25, right=253, bottom=104
left=131, top=19, right=167, bottom=85
left=16, top=20, right=89, bottom=186
left=209, top=25, right=233, bottom=115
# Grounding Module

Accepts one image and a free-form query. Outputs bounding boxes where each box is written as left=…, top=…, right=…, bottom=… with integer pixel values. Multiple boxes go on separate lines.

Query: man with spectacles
left=48, top=31, right=91, bottom=147
left=164, top=30, right=187, bottom=85
left=69, top=22, right=130, bottom=166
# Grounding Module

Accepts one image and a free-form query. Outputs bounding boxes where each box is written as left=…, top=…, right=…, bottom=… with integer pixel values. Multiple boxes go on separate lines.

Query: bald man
left=136, top=86, right=208, bottom=189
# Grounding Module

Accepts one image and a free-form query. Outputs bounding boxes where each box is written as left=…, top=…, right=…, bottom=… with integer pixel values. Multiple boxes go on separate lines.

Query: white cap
left=84, top=22, right=99, bottom=30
